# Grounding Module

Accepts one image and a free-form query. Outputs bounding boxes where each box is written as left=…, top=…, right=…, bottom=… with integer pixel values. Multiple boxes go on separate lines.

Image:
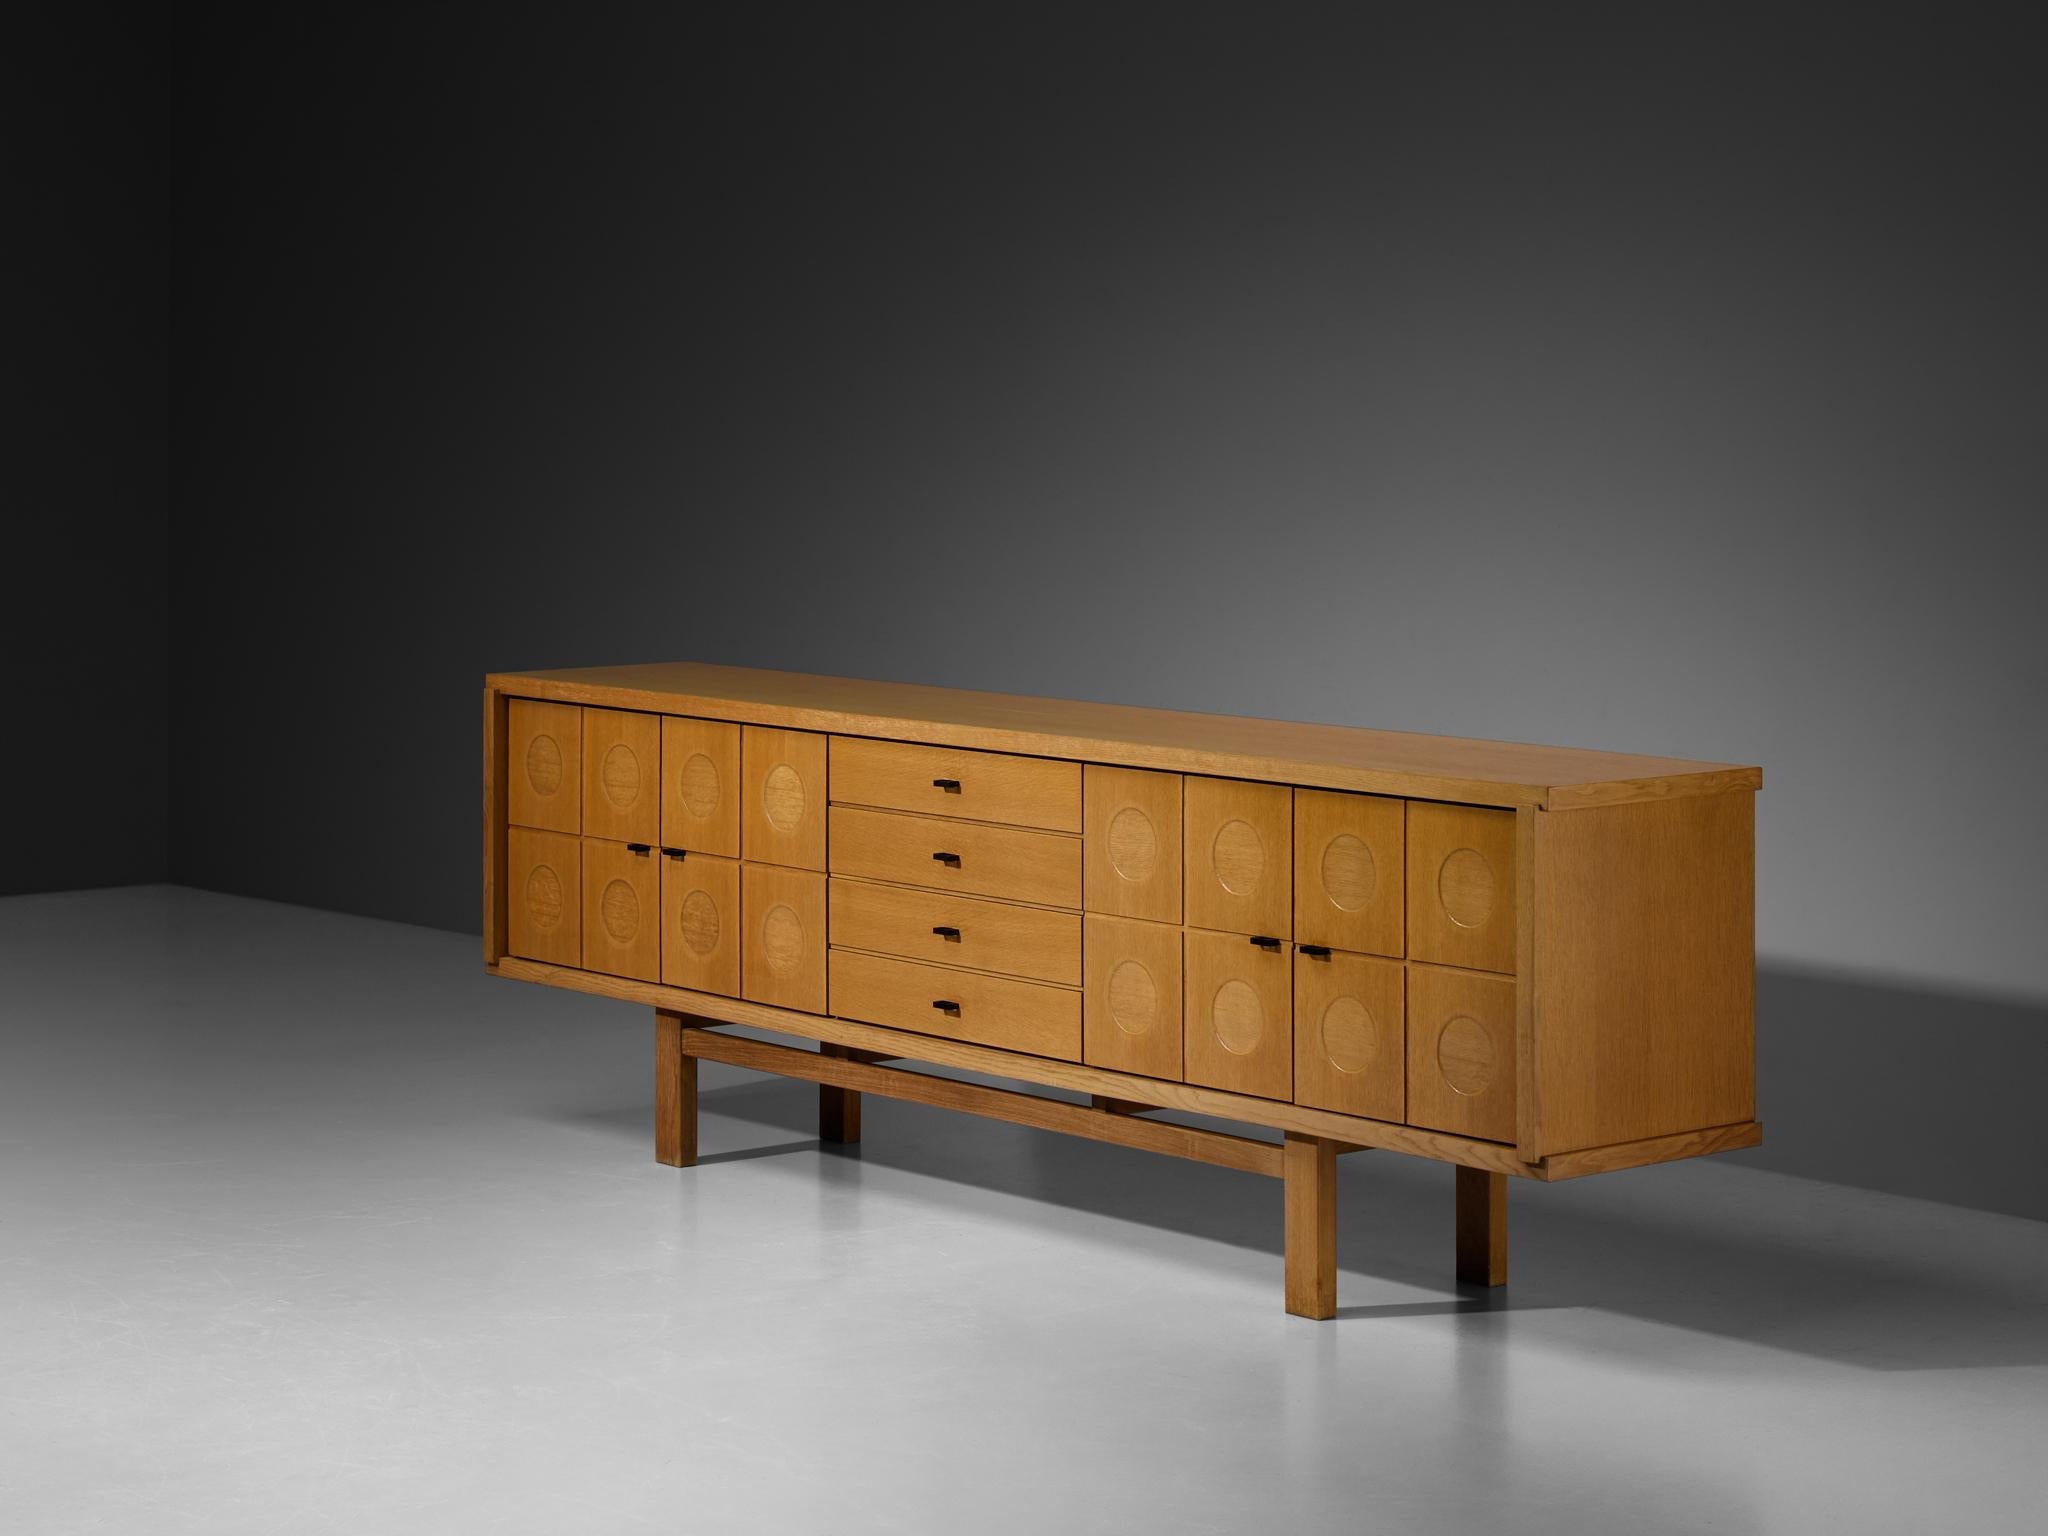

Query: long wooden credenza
left=484, top=661, right=1761, bottom=1316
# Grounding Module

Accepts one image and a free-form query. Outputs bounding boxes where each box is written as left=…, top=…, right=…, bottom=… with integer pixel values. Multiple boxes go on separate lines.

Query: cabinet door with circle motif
left=1293, top=949, right=1403, bottom=1121
left=742, top=863, right=827, bottom=1013
left=661, top=718, right=740, bottom=857
left=1183, top=928, right=1292, bottom=1100
left=507, top=700, right=581, bottom=833
left=1084, top=766, right=1182, bottom=924
left=581, top=837, right=661, bottom=982
left=1083, top=914, right=1182, bottom=1080
left=582, top=709, right=661, bottom=846
left=507, top=827, right=580, bottom=966
left=1405, top=964, right=1515, bottom=1142
left=661, top=853, right=740, bottom=996
left=1406, top=802, right=1516, bottom=974
left=1294, top=789, right=1403, bottom=958
left=1184, top=777, right=1291, bottom=937
left=743, top=727, right=827, bottom=870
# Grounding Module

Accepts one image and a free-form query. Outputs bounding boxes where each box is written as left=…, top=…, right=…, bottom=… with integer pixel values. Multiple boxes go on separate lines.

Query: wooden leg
left=819, top=1043, right=861, bottom=1144
left=1283, top=1133, right=1337, bottom=1319
left=1456, top=1166, right=1507, bottom=1286
left=656, top=1009, right=697, bottom=1167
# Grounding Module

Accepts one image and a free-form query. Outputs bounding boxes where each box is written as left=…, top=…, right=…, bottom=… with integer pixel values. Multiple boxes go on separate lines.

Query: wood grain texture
left=1184, top=776, right=1292, bottom=937
left=1514, top=805, right=1539, bottom=1159
left=828, top=948, right=1081, bottom=1061
left=506, top=698, right=581, bottom=833
left=830, top=736, right=1080, bottom=831
left=1292, top=949, right=1403, bottom=1122
left=581, top=707, right=661, bottom=845
left=661, top=717, right=740, bottom=857
left=1536, top=1120, right=1762, bottom=1180
left=483, top=686, right=509, bottom=963
left=1406, top=964, right=1517, bottom=1144
left=830, top=877, right=1080, bottom=985
left=1284, top=1134, right=1337, bottom=1319
left=492, top=956, right=1540, bottom=1174
left=680, top=1026, right=1282, bottom=1178
left=1184, top=929, right=1293, bottom=1101
left=828, top=804, right=1081, bottom=908
left=489, top=662, right=1760, bottom=808
left=818, top=1042, right=860, bottom=1144
left=1083, top=765, right=1183, bottom=923
left=655, top=1009, right=696, bottom=1167
left=1407, top=802, right=1517, bottom=975
left=741, top=863, right=827, bottom=1013
left=1456, top=1167, right=1507, bottom=1286
left=1533, top=791, right=1755, bottom=1156
left=660, top=853, right=740, bottom=997
left=741, top=726, right=827, bottom=871
left=1083, top=915, right=1183, bottom=1081
left=1293, top=789, right=1403, bottom=957
left=506, top=827, right=580, bottom=967
left=581, top=838, right=662, bottom=982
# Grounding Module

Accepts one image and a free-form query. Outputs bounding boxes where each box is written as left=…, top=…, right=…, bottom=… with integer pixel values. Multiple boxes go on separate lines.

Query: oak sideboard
left=484, top=661, right=1761, bottom=1317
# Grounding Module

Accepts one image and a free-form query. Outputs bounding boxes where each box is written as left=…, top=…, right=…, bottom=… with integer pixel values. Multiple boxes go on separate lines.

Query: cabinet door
left=1406, top=964, right=1516, bottom=1142
left=1083, top=915, right=1182, bottom=1080
left=582, top=708, right=661, bottom=845
left=742, top=727, right=828, bottom=870
left=506, top=827, right=580, bottom=966
left=742, top=863, right=827, bottom=1013
left=1184, top=777, right=1291, bottom=938
left=661, top=853, right=740, bottom=996
left=582, top=838, right=661, bottom=982
left=1183, top=928, right=1292, bottom=1100
left=1294, top=950, right=1403, bottom=1121
left=1294, top=790, right=1403, bottom=958
left=507, top=700, right=581, bottom=833
left=661, top=718, right=740, bottom=857
left=1084, top=766, right=1182, bottom=924
left=1407, top=802, right=1517, bottom=974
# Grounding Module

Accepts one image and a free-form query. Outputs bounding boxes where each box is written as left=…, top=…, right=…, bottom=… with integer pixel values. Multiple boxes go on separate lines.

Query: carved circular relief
left=1437, top=1015, right=1495, bottom=1096
left=600, top=879, right=640, bottom=943
left=679, top=889, right=719, bottom=955
left=762, top=764, right=805, bottom=833
left=1321, top=834, right=1376, bottom=912
left=678, top=752, right=720, bottom=821
left=1107, top=960, right=1158, bottom=1035
left=1212, top=979, right=1264, bottom=1055
left=761, top=902, right=805, bottom=975
left=525, top=734, right=563, bottom=796
left=524, top=864, right=563, bottom=931
left=1212, top=819, right=1265, bottom=896
left=1438, top=848, right=1496, bottom=930
left=1107, top=807, right=1158, bottom=883
left=1320, top=995, right=1375, bottom=1075
left=601, top=743, right=640, bottom=808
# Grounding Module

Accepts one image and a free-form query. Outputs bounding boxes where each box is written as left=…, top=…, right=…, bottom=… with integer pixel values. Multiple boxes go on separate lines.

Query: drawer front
left=661, top=852, right=740, bottom=997
left=1083, top=915, right=1182, bottom=1081
left=507, top=699, right=581, bottom=833
left=582, top=837, right=661, bottom=982
left=1184, top=777, right=1292, bottom=938
left=830, top=737, right=1081, bottom=832
left=582, top=708, right=661, bottom=845
left=661, top=717, right=740, bottom=858
left=741, top=864, right=827, bottom=1013
left=506, top=826, right=580, bottom=966
left=1407, top=803, right=1516, bottom=974
left=1294, top=789, right=1404, bottom=958
left=1294, top=950, right=1404, bottom=1122
left=1183, top=928, right=1293, bottom=1100
left=829, top=948, right=1080, bottom=1061
left=829, top=805, right=1081, bottom=908
left=1406, top=964, right=1515, bottom=1142
left=1083, top=765, right=1182, bottom=924
left=829, top=878, right=1080, bottom=985
left=742, top=727, right=828, bottom=871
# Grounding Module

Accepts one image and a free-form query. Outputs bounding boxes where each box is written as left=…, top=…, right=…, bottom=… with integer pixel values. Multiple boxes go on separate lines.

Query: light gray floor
left=4, top=888, right=2045, bottom=1535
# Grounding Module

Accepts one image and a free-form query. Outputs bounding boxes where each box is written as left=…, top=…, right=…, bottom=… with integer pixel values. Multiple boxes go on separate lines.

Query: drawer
left=506, top=826, right=580, bottom=966
left=1184, top=776, right=1291, bottom=938
left=1406, top=964, right=1515, bottom=1142
left=829, top=805, right=1081, bottom=908
left=829, top=878, right=1080, bottom=985
left=661, top=717, right=740, bottom=858
left=1407, top=803, right=1516, bottom=974
left=1083, top=914, right=1182, bottom=1080
left=1183, top=928, right=1293, bottom=1100
left=1294, top=789, right=1404, bottom=958
left=507, top=699, right=581, bottom=833
left=582, top=708, right=661, bottom=845
left=582, top=837, right=661, bottom=982
left=829, top=948, right=1080, bottom=1061
left=661, top=852, right=740, bottom=997
left=1294, top=949, right=1403, bottom=1122
left=741, top=863, right=827, bottom=1013
left=1083, top=765, right=1182, bottom=924
left=830, top=737, right=1080, bottom=832
left=742, top=726, right=827, bottom=871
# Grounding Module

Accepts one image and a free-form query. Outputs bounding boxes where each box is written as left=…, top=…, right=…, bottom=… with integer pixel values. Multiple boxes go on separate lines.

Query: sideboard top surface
left=486, top=660, right=1760, bottom=810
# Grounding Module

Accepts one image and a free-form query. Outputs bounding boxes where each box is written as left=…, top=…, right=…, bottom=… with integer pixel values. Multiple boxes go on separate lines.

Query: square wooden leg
left=1456, top=1166, right=1507, bottom=1286
left=1283, top=1133, right=1337, bottom=1319
left=819, top=1043, right=861, bottom=1144
left=656, top=1009, right=697, bottom=1167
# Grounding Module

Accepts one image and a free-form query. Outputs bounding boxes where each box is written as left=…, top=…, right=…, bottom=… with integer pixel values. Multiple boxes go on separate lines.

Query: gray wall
left=155, top=9, right=2045, bottom=1216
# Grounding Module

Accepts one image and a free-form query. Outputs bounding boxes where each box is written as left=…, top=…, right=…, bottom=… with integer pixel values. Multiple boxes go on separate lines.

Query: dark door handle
left=932, top=778, right=962, bottom=792
left=932, top=925, right=961, bottom=941
left=627, top=843, right=652, bottom=856
left=1249, top=935, right=1282, bottom=951
left=661, top=847, right=687, bottom=861
left=932, top=999, right=960, bottom=1015
left=932, top=851, right=961, bottom=867
left=1300, top=944, right=1332, bottom=959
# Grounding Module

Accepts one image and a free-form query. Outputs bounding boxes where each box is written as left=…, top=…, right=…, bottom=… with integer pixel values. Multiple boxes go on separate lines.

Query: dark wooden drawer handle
left=1300, top=944, right=1332, bottom=959
left=932, top=925, right=961, bottom=941
left=932, top=999, right=961, bottom=1015
left=932, top=777, right=962, bottom=792
left=627, top=843, right=652, bottom=856
left=1250, top=935, right=1282, bottom=951
left=932, top=851, right=961, bottom=867
left=661, top=847, right=687, bottom=861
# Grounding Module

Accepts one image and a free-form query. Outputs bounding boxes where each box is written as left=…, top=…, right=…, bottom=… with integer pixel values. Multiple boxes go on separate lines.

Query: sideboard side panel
left=1533, top=791, right=1755, bottom=1157
left=484, top=684, right=509, bottom=964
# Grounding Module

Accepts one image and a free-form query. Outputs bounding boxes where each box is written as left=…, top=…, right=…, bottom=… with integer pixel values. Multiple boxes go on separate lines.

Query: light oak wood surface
left=828, top=948, right=1081, bottom=1060
left=1293, top=789, right=1404, bottom=957
left=483, top=687, right=509, bottom=963
left=1292, top=949, right=1404, bottom=1122
left=828, top=804, right=1081, bottom=908
left=1082, top=914, right=1184, bottom=1081
left=1284, top=1134, right=1337, bottom=1318
left=507, top=698, right=581, bottom=834
left=660, top=716, right=740, bottom=858
left=828, top=877, right=1080, bottom=985
left=830, top=737, right=1081, bottom=832
left=660, top=852, right=740, bottom=997
left=506, top=826, right=580, bottom=967
left=740, top=863, right=827, bottom=1013
left=741, top=726, right=827, bottom=871
left=581, top=837, right=661, bottom=983
left=1406, top=963, right=1517, bottom=1143
left=1184, top=776, right=1292, bottom=937
left=581, top=707, right=660, bottom=846
left=655, top=1010, right=696, bottom=1167
left=1184, top=928, right=1293, bottom=1101
left=1407, top=802, right=1517, bottom=975
left=1083, top=765, right=1183, bottom=923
